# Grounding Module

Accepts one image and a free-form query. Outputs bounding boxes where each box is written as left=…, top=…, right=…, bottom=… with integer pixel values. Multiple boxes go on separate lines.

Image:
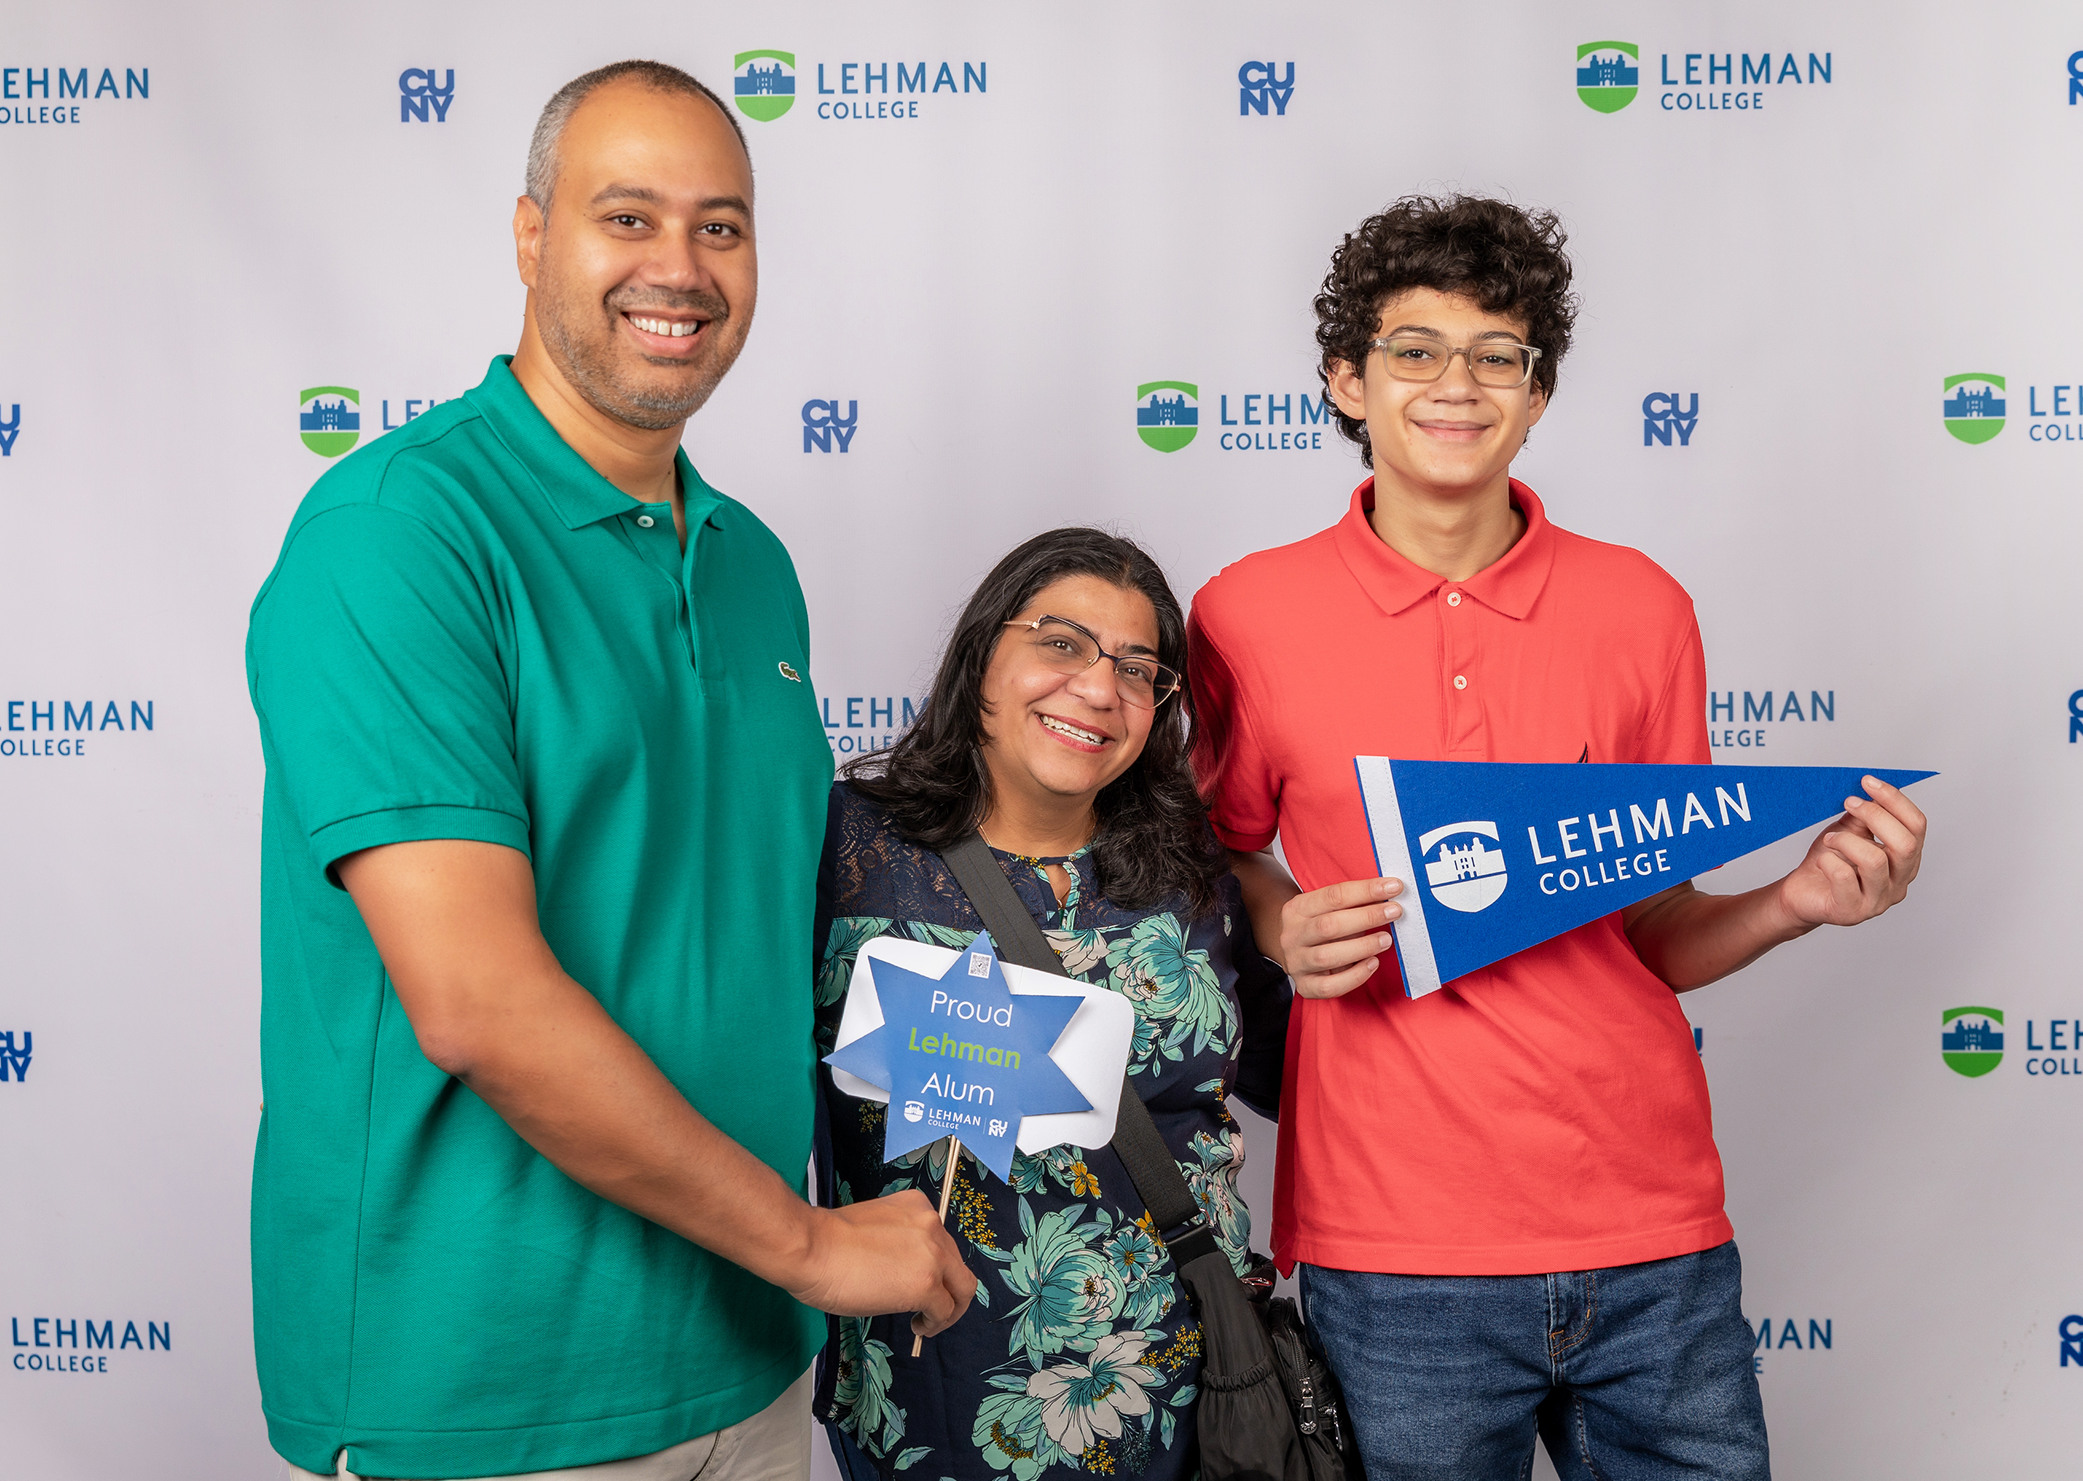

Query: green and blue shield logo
left=1135, top=381, right=1198, bottom=452
left=1941, top=1005, right=2004, bottom=1078
left=1576, top=42, right=1640, bottom=112
left=298, top=386, right=361, bottom=458
left=1942, top=373, right=2006, bottom=444
left=733, top=51, right=796, bottom=122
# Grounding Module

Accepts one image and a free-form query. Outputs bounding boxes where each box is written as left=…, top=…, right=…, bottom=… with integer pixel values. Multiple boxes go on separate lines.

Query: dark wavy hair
left=844, top=528, right=1225, bottom=917
left=1315, top=194, right=1578, bottom=464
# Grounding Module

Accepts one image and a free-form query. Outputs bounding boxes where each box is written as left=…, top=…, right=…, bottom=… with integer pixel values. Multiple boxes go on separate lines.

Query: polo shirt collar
left=465, top=355, right=725, bottom=532
left=1332, top=475, right=1557, bottom=619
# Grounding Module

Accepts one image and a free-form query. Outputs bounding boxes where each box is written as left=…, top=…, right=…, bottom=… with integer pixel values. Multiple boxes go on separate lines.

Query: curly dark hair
left=844, top=528, right=1225, bottom=917
left=1314, top=195, right=1578, bottom=464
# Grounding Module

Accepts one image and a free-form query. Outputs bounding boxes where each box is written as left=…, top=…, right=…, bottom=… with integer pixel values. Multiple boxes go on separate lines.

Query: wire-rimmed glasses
left=1001, top=615, right=1182, bottom=709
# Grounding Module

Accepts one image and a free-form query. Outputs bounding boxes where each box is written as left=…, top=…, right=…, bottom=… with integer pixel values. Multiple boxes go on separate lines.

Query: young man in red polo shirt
left=1189, top=196, right=1926, bottom=1480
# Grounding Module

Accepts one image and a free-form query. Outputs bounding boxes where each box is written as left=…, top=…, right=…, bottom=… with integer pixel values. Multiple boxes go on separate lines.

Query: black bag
left=941, top=836, right=1362, bottom=1481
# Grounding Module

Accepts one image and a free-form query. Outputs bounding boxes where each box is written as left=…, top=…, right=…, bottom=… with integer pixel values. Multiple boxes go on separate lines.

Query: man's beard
left=534, top=259, right=748, bottom=432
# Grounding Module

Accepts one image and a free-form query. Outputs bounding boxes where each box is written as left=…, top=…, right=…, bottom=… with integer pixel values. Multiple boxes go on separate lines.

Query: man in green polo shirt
left=247, top=61, right=972, bottom=1481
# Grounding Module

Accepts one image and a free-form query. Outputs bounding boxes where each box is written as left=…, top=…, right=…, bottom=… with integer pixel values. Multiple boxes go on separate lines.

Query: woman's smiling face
left=978, top=575, right=1162, bottom=817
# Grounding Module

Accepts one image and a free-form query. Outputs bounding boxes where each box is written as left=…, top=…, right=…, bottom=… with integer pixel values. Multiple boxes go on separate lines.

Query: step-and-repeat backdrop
left=3, top=2, right=2079, bottom=1476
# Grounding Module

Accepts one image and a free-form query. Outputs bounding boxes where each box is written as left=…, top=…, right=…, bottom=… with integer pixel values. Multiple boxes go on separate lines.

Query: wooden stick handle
left=911, top=1137, right=961, bottom=1358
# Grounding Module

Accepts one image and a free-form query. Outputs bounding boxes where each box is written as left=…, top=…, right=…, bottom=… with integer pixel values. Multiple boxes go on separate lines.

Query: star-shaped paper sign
left=824, top=932, right=1091, bottom=1181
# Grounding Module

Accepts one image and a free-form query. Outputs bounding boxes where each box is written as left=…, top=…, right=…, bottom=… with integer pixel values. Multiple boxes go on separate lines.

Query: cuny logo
left=1943, top=373, right=2005, bottom=444
left=1942, top=1005, right=2003, bottom=1077
left=399, top=68, right=455, bottom=123
left=1421, top=822, right=1508, bottom=913
left=1577, top=42, right=1641, bottom=112
left=1238, top=61, right=1294, bottom=115
left=299, top=387, right=361, bottom=458
left=1136, top=382, right=1198, bottom=452
left=0, top=1031, right=29, bottom=1083
left=0, top=401, right=17, bottom=456
left=1643, top=392, right=1699, bottom=446
left=802, top=399, right=858, bottom=452
left=733, top=51, right=795, bottom=121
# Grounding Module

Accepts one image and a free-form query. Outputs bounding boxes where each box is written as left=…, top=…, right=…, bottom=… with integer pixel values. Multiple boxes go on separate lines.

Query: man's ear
left=1525, top=380, right=1549, bottom=429
left=513, top=196, right=545, bottom=291
left=1326, top=360, right=1368, bottom=423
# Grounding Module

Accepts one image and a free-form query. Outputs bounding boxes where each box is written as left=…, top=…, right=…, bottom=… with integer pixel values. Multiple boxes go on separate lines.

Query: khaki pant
left=288, top=1367, right=812, bottom=1481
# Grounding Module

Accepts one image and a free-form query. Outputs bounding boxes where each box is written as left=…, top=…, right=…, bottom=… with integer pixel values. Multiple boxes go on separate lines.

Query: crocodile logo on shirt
left=777, top=661, right=802, bottom=682
left=1420, top=821, right=1509, bottom=914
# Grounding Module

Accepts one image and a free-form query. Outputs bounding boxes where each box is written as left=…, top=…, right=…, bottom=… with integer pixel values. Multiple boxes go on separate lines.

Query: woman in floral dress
left=813, top=529, right=1289, bottom=1481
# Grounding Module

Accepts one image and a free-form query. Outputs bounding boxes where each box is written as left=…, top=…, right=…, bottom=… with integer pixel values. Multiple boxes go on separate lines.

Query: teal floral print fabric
left=812, top=783, right=1289, bottom=1480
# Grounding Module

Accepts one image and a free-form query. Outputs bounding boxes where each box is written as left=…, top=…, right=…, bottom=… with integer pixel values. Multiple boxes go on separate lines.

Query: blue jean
left=1301, top=1241, right=1769, bottom=1481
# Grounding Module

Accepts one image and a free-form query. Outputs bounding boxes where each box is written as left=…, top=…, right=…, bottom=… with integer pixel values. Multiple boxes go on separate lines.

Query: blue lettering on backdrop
left=398, top=69, right=455, bottom=122
left=824, top=931, right=1089, bottom=1180
left=1353, top=759, right=1935, bottom=996
left=0, top=402, right=18, bottom=455
left=1642, top=391, right=1700, bottom=445
left=802, top=399, right=860, bottom=452
left=1238, top=61, right=1295, bottom=115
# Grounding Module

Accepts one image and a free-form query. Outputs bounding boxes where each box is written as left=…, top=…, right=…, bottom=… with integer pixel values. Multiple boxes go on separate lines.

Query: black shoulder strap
left=938, top=835, right=1222, bottom=1269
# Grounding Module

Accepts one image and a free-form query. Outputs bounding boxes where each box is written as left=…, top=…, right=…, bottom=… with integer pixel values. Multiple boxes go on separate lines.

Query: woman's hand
left=1277, top=877, right=1406, bottom=999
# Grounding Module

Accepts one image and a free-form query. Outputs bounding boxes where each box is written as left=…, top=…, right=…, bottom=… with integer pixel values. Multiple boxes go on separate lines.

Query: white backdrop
left=3, top=2, right=2080, bottom=1476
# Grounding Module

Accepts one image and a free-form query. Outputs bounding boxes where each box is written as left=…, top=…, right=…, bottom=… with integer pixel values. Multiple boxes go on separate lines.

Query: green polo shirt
left=246, top=357, right=831, bottom=1477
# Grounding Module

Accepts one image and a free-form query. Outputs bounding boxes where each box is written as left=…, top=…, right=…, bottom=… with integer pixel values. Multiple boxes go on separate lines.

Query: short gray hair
left=525, top=60, right=748, bottom=214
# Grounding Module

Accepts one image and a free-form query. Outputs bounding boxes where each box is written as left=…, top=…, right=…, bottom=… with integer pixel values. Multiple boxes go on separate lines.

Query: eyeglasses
left=1001, top=615, right=1182, bottom=709
left=1367, top=336, right=1542, bottom=389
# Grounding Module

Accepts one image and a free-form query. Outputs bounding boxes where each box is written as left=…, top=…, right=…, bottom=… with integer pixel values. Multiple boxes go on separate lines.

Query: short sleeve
left=1187, top=604, right=1281, bottom=852
left=1637, top=614, right=1711, bottom=766
left=249, top=503, right=530, bottom=883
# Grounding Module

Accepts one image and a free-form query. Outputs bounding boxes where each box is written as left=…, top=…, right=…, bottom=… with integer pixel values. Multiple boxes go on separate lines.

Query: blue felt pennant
left=1354, top=759, right=1936, bottom=998
left=823, top=931, right=1091, bottom=1181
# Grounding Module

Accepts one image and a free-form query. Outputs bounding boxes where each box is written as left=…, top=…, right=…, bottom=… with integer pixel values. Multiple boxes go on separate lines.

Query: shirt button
left=1447, top=591, right=1462, bottom=607
left=1453, top=675, right=1468, bottom=690
left=636, top=515, right=655, bottom=528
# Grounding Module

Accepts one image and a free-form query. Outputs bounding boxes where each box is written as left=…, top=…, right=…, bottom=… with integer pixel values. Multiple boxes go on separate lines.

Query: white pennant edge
left=829, top=935, right=1136, bottom=1154
left=1353, top=756, right=1444, bottom=998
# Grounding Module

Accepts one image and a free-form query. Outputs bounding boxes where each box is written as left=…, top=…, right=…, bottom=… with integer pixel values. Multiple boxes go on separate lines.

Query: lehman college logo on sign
left=1136, top=382, right=1198, bottom=451
left=733, top=51, right=795, bottom=120
left=1577, top=42, right=1641, bottom=111
left=299, top=386, right=361, bottom=458
left=1942, top=1006, right=2004, bottom=1077
left=1422, top=822, right=1509, bottom=913
left=1943, top=373, right=2006, bottom=443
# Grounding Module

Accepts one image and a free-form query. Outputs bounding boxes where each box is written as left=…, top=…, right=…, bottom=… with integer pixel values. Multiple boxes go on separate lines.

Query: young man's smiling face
left=1327, top=286, right=1548, bottom=503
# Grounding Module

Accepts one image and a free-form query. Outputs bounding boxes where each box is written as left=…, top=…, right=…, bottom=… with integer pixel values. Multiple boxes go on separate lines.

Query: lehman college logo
left=1136, top=382, right=1198, bottom=452
left=1421, top=821, right=1509, bottom=913
left=299, top=386, right=361, bottom=458
left=1577, top=42, right=1640, bottom=112
left=1943, top=373, right=2006, bottom=444
left=734, top=51, right=796, bottom=121
left=1942, top=1005, right=2004, bottom=1077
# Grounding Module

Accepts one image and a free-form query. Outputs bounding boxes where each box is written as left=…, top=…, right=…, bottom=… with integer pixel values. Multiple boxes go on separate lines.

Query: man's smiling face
left=1329, top=286, right=1548, bottom=500
left=519, top=79, right=756, bottom=432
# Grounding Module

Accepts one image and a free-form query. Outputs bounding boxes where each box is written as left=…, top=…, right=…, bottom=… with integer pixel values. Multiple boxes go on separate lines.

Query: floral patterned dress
left=812, top=782, right=1290, bottom=1481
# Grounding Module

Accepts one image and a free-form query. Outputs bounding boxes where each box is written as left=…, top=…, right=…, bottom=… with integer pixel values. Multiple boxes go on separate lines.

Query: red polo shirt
left=1189, top=478, right=1731, bottom=1276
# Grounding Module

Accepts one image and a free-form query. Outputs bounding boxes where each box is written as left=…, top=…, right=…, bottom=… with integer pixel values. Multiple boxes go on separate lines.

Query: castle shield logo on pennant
left=733, top=51, right=796, bottom=121
left=1420, top=821, right=1509, bottom=913
left=1941, top=1005, right=2004, bottom=1077
left=298, top=386, right=361, bottom=458
left=1135, top=381, right=1198, bottom=452
left=1942, top=373, right=2006, bottom=444
left=1576, top=41, right=1640, bottom=112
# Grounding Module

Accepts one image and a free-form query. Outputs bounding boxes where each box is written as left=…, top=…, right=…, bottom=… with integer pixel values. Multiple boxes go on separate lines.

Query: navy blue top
left=813, top=782, right=1289, bottom=1481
